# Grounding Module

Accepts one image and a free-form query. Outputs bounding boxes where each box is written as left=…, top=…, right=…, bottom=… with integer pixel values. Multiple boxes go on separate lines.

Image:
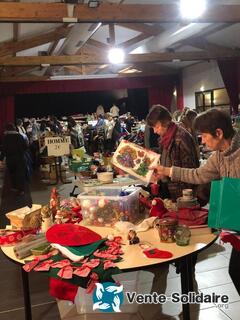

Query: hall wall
left=182, top=61, right=225, bottom=109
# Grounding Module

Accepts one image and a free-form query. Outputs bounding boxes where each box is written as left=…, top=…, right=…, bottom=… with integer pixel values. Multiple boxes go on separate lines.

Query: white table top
left=1, top=227, right=217, bottom=271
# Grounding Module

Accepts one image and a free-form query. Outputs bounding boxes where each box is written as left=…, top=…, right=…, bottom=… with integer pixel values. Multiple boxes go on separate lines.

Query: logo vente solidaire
left=92, top=282, right=124, bottom=313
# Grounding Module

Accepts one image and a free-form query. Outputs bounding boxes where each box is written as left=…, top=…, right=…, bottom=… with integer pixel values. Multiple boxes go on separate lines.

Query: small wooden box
left=5, top=204, right=42, bottom=229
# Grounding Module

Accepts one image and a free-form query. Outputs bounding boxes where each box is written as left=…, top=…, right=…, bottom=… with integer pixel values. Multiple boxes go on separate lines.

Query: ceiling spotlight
left=108, top=48, right=125, bottom=64
left=88, top=0, right=100, bottom=8
left=180, top=0, right=206, bottom=19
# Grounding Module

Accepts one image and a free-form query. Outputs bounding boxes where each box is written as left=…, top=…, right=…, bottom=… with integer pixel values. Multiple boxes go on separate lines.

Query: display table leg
left=69, top=185, right=78, bottom=197
left=180, top=255, right=193, bottom=320
left=57, top=157, right=71, bottom=184
left=21, top=267, right=32, bottom=320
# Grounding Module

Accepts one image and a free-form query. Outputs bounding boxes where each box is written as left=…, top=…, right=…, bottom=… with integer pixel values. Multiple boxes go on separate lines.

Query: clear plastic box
left=77, top=186, right=142, bottom=227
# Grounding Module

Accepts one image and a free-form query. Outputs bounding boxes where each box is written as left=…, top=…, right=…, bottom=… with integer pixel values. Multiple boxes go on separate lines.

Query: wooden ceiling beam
left=0, top=66, right=34, bottom=77
left=87, top=39, right=109, bottom=51
left=118, top=33, right=152, bottom=49
left=0, top=75, right=49, bottom=82
left=182, top=37, right=237, bottom=55
left=1, top=50, right=240, bottom=66
left=64, top=65, right=100, bottom=75
left=172, top=23, right=234, bottom=51
left=108, top=24, right=115, bottom=45
left=64, top=65, right=83, bottom=75
left=0, top=24, right=72, bottom=57
left=47, top=40, right=61, bottom=56
left=0, top=70, right=173, bottom=82
left=1, top=3, right=240, bottom=23
left=87, top=32, right=154, bottom=52
left=117, top=23, right=164, bottom=36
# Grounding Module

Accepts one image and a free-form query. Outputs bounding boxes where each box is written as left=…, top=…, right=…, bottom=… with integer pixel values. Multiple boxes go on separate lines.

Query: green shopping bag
left=208, top=177, right=240, bottom=231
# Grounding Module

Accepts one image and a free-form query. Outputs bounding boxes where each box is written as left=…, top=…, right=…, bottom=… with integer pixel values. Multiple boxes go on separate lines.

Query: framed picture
left=112, top=140, right=160, bottom=184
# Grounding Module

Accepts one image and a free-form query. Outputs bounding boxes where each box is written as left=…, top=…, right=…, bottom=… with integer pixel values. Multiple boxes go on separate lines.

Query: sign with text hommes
left=45, top=136, right=71, bottom=156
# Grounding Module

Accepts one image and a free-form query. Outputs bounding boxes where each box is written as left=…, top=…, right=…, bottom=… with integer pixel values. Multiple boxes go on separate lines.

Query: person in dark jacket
left=0, top=123, right=28, bottom=194
left=144, top=124, right=159, bottom=153
left=145, top=105, right=204, bottom=320
left=146, top=104, right=201, bottom=202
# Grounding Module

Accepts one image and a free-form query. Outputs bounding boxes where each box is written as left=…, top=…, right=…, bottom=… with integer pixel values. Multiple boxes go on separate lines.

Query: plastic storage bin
left=77, top=186, right=142, bottom=227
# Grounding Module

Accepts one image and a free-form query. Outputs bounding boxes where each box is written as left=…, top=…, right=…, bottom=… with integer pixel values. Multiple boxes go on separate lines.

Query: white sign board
left=45, top=136, right=71, bottom=156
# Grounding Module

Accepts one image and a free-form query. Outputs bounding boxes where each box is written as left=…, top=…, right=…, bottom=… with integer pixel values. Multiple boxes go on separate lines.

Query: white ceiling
left=1, top=0, right=240, bottom=78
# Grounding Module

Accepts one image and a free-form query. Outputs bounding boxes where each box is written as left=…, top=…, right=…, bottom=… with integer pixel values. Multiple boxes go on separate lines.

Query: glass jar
left=155, top=218, right=178, bottom=243
left=175, top=225, right=191, bottom=246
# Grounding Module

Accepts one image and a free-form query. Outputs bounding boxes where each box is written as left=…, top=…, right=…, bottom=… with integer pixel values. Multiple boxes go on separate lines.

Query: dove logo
left=92, top=282, right=124, bottom=313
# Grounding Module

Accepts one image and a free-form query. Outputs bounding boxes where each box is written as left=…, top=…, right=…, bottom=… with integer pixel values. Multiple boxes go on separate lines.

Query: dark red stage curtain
left=0, top=75, right=177, bottom=96
left=217, top=59, right=239, bottom=114
left=148, top=84, right=175, bottom=110
left=0, top=95, right=15, bottom=136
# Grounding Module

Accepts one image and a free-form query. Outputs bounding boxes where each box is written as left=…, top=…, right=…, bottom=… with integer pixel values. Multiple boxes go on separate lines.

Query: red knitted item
left=220, top=232, right=240, bottom=251
left=49, top=278, right=78, bottom=302
left=46, top=224, right=102, bottom=246
left=160, top=122, right=177, bottom=149
left=143, top=248, right=173, bottom=259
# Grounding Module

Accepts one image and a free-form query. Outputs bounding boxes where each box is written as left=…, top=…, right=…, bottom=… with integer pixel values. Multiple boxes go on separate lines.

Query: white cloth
left=114, top=217, right=156, bottom=234
left=105, top=119, right=115, bottom=140
left=51, top=243, right=84, bottom=262
left=110, top=105, right=119, bottom=117
left=96, top=105, right=105, bottom=116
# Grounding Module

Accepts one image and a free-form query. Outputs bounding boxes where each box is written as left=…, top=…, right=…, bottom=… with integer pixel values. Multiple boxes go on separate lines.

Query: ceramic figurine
left=55, top=210, right=64, bottom=224
left=50, top=188, right=60, bottom=219
left=41, top=205, right=53, bottom=232
left=128, top=229, right=140, bottom=245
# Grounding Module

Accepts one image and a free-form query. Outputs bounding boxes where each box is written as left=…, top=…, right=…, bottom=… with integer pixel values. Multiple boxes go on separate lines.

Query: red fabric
left=220, top=232, right=240, bottom=251
left=139, top=194, right=152, bottom=209
left=163, top=207, right=208, bottom=226
left=0, top=75, right=176, bottom=95
left=49, top=278, right=78, bottom=302
left=149, top=198, right=167, bottom=218
left=46, top=224, right=101, bottom=246
left=86, top=272, right=99, bottom=294
left=148, top=82, right=175, bottom=110
left=150, top=183, right=159, bottom=196
left=143, top=248, right=173, bottom=259
left=0, top=228, right=38, bottom=246
left=160, top=122, right=178, bottom=149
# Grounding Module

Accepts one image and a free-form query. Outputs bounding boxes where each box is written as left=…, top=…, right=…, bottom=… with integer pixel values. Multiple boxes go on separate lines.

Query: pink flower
left=57, top=266, right=73, bottom=279
left=103, top=260, right=116, bottom=270
left=74, top=266, right=91, bottom=277
left=34, top=259, right=54, bottom=272
left=84, top=259, right=100, bottom=269
left=51, top=259, right=70, bottom=268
